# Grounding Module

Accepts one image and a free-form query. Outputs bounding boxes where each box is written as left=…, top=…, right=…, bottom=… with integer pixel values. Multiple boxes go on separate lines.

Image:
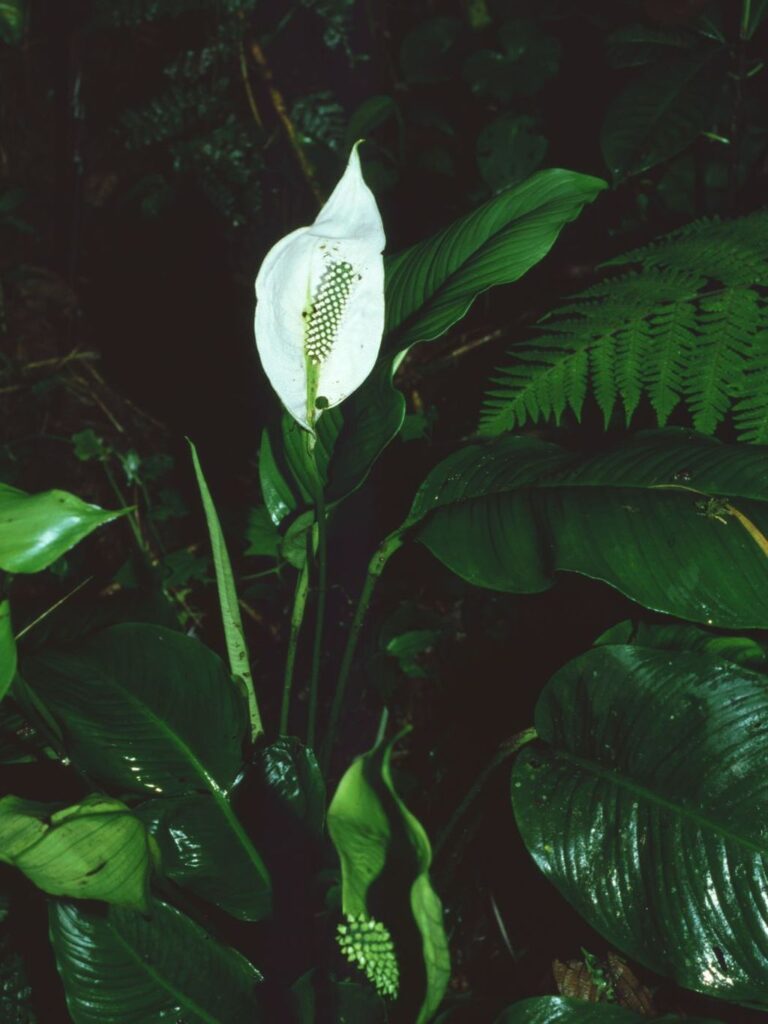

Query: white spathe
left=254, top=144, right=386, bottom=431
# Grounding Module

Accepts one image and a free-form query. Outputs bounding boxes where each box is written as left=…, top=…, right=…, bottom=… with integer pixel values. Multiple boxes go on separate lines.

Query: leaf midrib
left=547, top=746, right=766, bottom=857
left=385, top=178, right=598, bottom=349
left=58, top=677, right=269, bottom=888
left=109, top=915, right=232, bottom=1024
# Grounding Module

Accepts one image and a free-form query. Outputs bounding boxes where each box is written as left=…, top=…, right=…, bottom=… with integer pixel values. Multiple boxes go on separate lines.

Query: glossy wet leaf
left=595, top=620, right=768, bottom=671
left=137, top=793, right=269, bottom=921
left=256, top=737, right=326, bottom=840
left=50, top=898, right=263, bottom=1024
left=601, top=49, right=722, bottom=178
left=21, top=623, right=271, bottom=920
left=328, top=733, right=449, bottom=1024
left=0, top=600, right=16, bottom=702
left=0, top=484, right=123, bottom=574
left=512, top=644, right=768, bottom=1007
left=494, top=997, right=720, bottom=1024
left=0, top=794, right=149, bottom=909
left=410, top=430, right=768, bottom=628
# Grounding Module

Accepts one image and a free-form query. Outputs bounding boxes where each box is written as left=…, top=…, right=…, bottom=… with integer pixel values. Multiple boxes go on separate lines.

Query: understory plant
left=4, top=126, right=768, bottom=1024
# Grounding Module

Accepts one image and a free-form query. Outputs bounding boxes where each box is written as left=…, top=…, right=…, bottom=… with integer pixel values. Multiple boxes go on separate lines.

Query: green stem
left=103, top=461, right=144, bottom=552
left=306, top=442, right=327, bottom=750
left=433, top=727, right=537, bottom=863
left=280, top=560, right=310, bottom=735
left=320, top=528, right=405, bottom=774
left=741, top=0, right=752, bottom=38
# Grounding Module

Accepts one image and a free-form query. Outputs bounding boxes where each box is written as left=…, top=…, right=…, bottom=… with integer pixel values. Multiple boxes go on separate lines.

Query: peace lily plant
left=254, top=142, right=386, bottom=431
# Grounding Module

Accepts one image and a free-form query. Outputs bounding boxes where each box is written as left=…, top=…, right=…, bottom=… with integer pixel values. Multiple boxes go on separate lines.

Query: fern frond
left=480, top=210, right=768, bottom=442
left=604, top=211, right=768, bottom=286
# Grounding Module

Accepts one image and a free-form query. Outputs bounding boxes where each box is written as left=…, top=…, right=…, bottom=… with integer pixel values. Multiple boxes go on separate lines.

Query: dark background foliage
left=3, top=0, right=768, bottom=1020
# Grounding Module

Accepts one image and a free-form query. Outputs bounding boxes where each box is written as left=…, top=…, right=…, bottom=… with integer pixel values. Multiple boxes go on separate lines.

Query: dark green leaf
left=0, top=600, right=16, bottom=702
left=385, top=169, right=606, bottom=354
left=476, top=114, right=548, bottom=193
left=410, top=430, right=768, bottom=628
left=0, top=484, right=123, bottom=574
left=328, top=732, right=449, bottom=1023
left=51, top=898, right=263, bottom=1024
left=494, top=996, right=720, bottom=1024
left=605, top=25, right=696, bottom=69
left=595, top=620, right=768, bottom=671
left=244, top=507, right=280, bottom=558
left=288, top=971, right=387, bottom=1023
left=601, top=49, right=723, bottom=178
left=512, top=645, right=768, bottom=1006
left=463, top=19, right=560, bottom=101
left=21, top=623, right=271, bottom=920
left=256, top=737, right=326, bottom=841
left=137, top=794, right=270, bottom=921
left=0, top=794, right=149, bottom=909
left=0, top=0, right=24, bottom=44
left=399, top=17, right=463, bottom=84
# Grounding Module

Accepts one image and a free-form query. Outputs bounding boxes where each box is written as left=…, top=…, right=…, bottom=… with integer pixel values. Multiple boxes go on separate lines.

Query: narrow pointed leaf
left=189, top=441, right=261, bottom=740
left=0, top=600, right=16, bottom=702
left=50, top=898, right=263, bottom=1024
left=0, top=484, right=123, bottom=574
left=512, top=645, right=768, bottom=1007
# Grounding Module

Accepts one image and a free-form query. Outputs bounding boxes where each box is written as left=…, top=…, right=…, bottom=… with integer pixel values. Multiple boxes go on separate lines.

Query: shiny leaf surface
left=512, top=645, right=768, bottom=1007
left=0, top=484, right=123, bottom=574
left=50, top=898, right=263, bottom=1024
left=410, top=430, right=768, bottom=628
left=21, top=623, right=271, bottom=920
left=494, top=997, right=720, bottom=1024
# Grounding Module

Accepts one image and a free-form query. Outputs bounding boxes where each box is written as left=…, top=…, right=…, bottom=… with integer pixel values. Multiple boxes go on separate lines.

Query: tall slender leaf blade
left=189, top=441, right=262, bottom=740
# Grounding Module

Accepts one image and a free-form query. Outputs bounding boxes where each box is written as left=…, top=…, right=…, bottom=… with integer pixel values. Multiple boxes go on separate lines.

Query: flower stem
left=320, top=528, right=404, bottom=775
left=280, top=559, right=309, bottom=736
left=306, top=441, right=327, bottom=751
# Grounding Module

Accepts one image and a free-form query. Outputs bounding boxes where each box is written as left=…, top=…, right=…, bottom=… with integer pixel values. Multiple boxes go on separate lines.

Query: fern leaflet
left=480, top=210, right=768, bottom=442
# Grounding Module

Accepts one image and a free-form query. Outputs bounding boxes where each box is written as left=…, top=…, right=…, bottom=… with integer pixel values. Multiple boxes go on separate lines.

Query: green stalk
left=433, top=727, right=537, bottom=864
left=102, top=460, right=144, bottom=552
left=306, top=439, right=327, bottom=750
left=320, top=528, right=404, bottom=774
left=741, top=0, right=752, bottom=39
left=280, top=559, right=309, bottom=735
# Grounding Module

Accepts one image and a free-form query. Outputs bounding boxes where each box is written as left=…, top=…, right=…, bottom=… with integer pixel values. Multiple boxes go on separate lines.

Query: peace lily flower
left=254, top=143, right=386, bottom=431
